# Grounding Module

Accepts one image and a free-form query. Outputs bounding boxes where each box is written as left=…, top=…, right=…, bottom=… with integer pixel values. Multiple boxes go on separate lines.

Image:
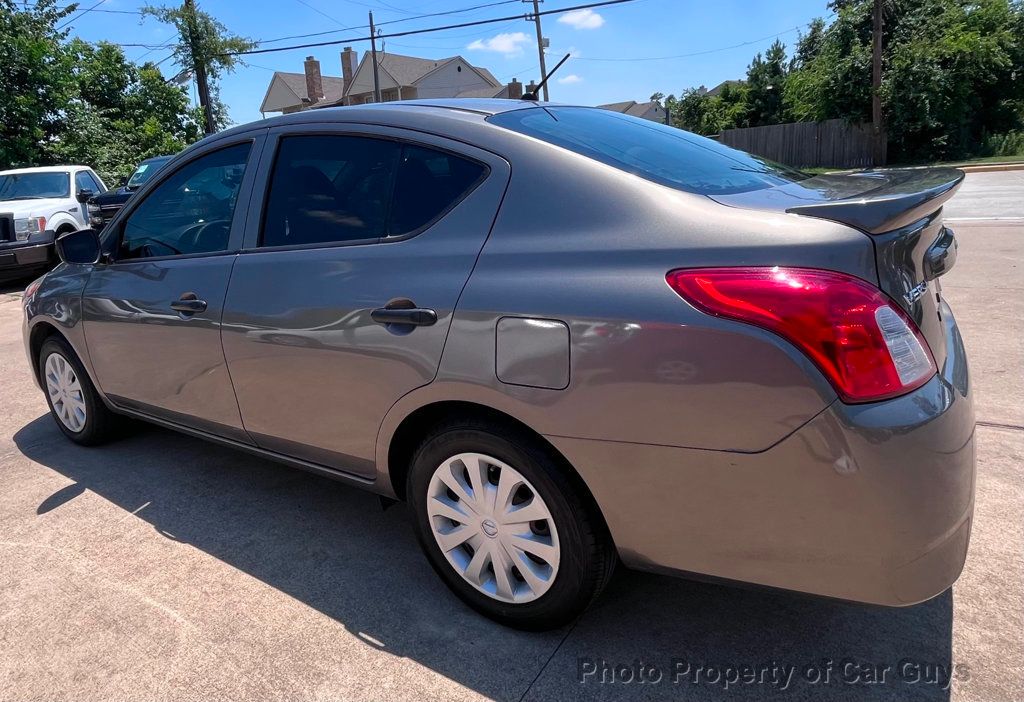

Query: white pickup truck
left=0, top=165, right=106, bottom=281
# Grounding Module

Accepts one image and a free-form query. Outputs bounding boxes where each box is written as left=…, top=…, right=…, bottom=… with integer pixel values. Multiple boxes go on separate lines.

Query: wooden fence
left=718, top=119, right=883, bottom=169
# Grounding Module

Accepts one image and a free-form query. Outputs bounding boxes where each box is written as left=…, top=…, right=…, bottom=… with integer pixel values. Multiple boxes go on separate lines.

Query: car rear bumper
left=549, top=300, right=974, bottom=606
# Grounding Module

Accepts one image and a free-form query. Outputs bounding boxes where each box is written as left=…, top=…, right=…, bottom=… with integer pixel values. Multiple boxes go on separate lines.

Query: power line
left=293, top=0, right=354, bottom=28
left=257, top=0, right=521, bottom=47
left=224, top=0, right=640, bottom=57
left=574, top=25, right=809, bottom=62
left=53, top=5, right=144, bottom=14
left=56, top=0, right=109, bottom=30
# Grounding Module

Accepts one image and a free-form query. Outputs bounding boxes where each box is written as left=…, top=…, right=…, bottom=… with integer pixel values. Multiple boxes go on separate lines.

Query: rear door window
left=387, top=145, right=485, bottom=238
left=262, top=136, right=400, bottom=247
left=488, top=107, right=809, bottom=195
left=261, top=135, right=486, bottom=248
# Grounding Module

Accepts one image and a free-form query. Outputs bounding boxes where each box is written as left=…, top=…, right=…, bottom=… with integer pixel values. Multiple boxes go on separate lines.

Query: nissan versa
left=22, top=100, right=974, bottom=630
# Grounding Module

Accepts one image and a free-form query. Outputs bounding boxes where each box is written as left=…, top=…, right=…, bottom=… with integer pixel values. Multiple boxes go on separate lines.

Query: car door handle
left=170, top=293, right=207, bottom=314
left=371, top=305, right=437, bottom=327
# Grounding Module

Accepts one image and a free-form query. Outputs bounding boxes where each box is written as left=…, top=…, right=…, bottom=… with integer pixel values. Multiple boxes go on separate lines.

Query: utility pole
left=528, top=0, right=549, bottom=101
left=183, top=0, right=215, bottom=134
left=369, top=11, right=382, bottom=103
left=871, top=0, right=885, bottom=166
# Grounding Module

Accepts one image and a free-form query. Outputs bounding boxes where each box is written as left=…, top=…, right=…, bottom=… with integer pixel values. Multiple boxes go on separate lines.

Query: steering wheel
left=183, top=219, right=231, bottom=252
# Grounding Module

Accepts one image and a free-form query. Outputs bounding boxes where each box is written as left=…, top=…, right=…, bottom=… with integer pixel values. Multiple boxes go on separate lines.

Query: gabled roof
left=598, top=100, right=663, bottom=118
left=454, top=85, right=506, bottom=99
left=343, top=52, right=501, bottom=97
left=625, top=101, right=661, bottom=117
left=379, top=54, right=449, bottom=86
left=598, top=100, right=637, bottom=113
left=707, top=79, right=745, bottom=97
left=260, top=71, right=346, bottom=112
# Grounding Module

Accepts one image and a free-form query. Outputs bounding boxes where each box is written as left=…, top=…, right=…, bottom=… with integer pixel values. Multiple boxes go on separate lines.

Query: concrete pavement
left=943, top=169, right=1024, bottom=221
left=0, top=172, right=1021, bottom=701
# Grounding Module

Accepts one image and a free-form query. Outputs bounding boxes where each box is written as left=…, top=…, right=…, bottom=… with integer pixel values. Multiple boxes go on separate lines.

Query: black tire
left=38, top=336, right=118, bottom=445
left=407, top=418, right=616, bottom=630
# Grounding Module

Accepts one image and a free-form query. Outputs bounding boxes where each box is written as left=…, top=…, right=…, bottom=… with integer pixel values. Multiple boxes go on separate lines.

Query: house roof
left=344, top=52, right=501, bottom=97
left=454, top=85, right=506, bottom=99
left=261, top=71, right=346, bottom=112
left=598, top=100, right=662, bottom=117
left=598, top=100, right=637, bottom=113
left=707, top=79, right=745, bottom=97
left=377, top=54, right=450, bottom=86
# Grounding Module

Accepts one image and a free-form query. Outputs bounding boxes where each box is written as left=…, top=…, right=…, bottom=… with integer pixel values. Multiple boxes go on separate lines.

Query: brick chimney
left=506, top=78, right=523, bottom=100
left=526, top=80, right=539, bottom=97
left=303, top=56, right=324, bottom=104
left=341, top=47, right=358, bottom=100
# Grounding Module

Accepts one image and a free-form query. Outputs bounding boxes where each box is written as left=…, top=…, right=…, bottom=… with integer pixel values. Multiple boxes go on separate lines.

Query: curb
left=956, top=163, right=1024, bottom=173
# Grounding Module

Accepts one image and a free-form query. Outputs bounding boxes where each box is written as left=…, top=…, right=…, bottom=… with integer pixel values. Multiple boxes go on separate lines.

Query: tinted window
left=388, top=145, right=485, bottom=238
left=488, top=107, right=809, bottom=195
left=119, top=142, right=250, bottom=260
left=127, top=158, right=172, bottom=189
left=262, top=135, right=486, bottom=248
left=75, top=171, right=101, bottom=193
left=262, top=135, right=400, bottom=247
left=0, top=172, right=70, bottom=199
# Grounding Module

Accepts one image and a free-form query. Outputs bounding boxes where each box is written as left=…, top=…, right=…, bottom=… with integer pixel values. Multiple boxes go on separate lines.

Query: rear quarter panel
left=395, top=134, right=880, bottom=454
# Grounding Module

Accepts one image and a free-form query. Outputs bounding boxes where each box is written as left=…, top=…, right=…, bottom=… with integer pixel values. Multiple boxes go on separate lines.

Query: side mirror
left=55, top=228, right=101, bottom=265
left=117, top=176, right=128, bottom=187
left=76, top=188, right=95, bottom=203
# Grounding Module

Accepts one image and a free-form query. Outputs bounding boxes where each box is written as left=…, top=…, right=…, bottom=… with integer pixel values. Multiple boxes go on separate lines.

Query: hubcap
left=427, top=452, right=560, bottom=604
left=44, top=353, right=87, bottom=433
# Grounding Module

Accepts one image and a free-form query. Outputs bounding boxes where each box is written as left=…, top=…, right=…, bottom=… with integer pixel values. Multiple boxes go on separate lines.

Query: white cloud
left=557, top=9, right=605, bottom=30
left=467, top=32, right=531, bottom=57
left=558, top=74, right=583, bottom=84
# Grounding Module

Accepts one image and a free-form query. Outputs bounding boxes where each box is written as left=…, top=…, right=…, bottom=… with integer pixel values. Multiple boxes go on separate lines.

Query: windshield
left=126, top=159, right=171, bottom=189
left=0, top=172, right=70, bottom=200
left=488, top=107, right=810, bottom=195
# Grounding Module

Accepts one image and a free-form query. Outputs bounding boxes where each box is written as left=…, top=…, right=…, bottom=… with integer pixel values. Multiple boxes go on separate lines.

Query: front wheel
left=407, top=420, right=615, bottom=630
left=39, top=336, right=118, bottom=445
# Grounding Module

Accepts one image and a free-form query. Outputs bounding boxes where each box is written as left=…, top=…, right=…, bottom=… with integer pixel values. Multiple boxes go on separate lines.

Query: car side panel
left=221, top=126, right=511, bottom=476
left=421, top=141, right=876, bottom=453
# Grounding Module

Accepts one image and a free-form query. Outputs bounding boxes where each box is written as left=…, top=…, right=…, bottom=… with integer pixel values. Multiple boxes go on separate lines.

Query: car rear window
left=488, top=107, right=809, bottom=195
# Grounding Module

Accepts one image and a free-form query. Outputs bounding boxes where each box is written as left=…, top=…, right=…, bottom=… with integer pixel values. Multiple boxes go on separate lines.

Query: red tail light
left=666, top=267, right=936, bottom=403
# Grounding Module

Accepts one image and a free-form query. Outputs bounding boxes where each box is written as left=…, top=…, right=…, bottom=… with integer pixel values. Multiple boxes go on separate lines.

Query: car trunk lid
left=710, top=167, right=965, bottom=374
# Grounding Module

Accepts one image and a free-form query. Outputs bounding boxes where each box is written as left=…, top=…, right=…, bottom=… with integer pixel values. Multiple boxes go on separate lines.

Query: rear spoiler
left=785, top=168, right=965, bottom=234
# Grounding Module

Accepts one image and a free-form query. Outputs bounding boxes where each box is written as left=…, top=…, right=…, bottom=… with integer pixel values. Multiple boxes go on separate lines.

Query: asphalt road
left=0, top=171, right=1021, bottom=702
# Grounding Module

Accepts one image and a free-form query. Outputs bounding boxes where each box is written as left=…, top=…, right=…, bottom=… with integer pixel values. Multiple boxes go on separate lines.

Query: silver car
left=22, top=100, right=974, bottom=630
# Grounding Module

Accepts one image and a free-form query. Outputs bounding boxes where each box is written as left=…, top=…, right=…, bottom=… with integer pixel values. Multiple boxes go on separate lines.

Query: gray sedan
left=22, top=99, right=974, bottom=630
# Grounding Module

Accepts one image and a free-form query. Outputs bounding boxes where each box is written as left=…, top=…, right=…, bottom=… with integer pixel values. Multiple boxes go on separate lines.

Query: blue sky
left=63, top=0, right=832, bottom=126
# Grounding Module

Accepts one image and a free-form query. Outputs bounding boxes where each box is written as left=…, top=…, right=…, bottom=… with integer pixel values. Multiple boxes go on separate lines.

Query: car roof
left=207, top=98, right=546, bottom=142
left=141, top=155, right=175, bottom=164
left=0, top=166, right=88, bottom=176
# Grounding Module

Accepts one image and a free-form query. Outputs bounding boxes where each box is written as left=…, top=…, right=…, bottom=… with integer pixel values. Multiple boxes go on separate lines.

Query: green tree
left=0, top=0, right=75, bottom=167
left=51, top=42, right=202, bottom=183
left=1, top=3, right=204, bottom=177
left=745, top=40, right=789, bottom=126
left=791, top=17, right=826, bottom=69
left=785, top=0, right=1024, bottom=161
left=142, top=2, right=254, bottom=130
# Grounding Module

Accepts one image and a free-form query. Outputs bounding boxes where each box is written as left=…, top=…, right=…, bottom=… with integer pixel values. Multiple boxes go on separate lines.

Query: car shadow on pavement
left=14, top=415, right=956, bottom=702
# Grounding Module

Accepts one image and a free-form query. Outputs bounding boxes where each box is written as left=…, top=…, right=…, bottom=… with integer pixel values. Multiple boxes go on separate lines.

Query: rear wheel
left=407, top=419, right=615, bottom=630
left=39, top=336, right=117, bottom=445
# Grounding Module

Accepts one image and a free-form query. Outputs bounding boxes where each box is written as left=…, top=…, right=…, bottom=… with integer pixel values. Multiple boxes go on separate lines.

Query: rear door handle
left=170, top=293, right=207, bottom=314
left=371, top=304, right=437, bottom=327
